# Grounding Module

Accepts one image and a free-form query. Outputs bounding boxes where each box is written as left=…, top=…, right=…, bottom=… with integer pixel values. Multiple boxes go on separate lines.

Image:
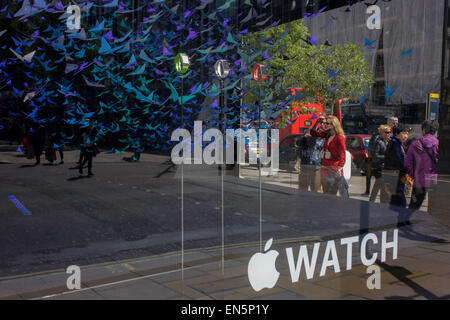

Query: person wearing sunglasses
left=310, top=115, right=348, bottom=197
left=369, top=125, right=392, bottom=203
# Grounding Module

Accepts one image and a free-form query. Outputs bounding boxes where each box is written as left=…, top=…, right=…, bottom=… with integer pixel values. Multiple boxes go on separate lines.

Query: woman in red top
left=310, top=115, right=348, bottom=196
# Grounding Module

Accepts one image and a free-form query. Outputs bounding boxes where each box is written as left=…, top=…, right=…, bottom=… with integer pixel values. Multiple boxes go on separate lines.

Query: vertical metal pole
left=259, top=87, right=262, bottom=252
left=181, top=76, right=184, bottom=282
left=220, top=79, right=225, bottom=276
left=181, top=0, right=186, bottom=285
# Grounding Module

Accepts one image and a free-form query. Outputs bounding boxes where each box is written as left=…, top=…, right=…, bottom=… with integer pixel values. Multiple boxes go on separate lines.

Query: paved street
left=240, top=165, right=429, bottom=210
left=0, top=147, right=449, bottom=300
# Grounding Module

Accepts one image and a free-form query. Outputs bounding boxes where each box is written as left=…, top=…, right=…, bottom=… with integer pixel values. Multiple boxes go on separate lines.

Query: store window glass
left=0, top=0, right=449, bottom=302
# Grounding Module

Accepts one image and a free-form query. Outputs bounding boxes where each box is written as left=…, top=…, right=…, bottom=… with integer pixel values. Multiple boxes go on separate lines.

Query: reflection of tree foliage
left=242, top=19, right=374, bottom=128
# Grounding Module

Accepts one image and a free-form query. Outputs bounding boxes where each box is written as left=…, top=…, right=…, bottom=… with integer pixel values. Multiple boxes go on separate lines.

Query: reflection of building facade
left=253, top=0, right=450, bottom=164
left=260, top=1, right=443, bottom=124
left=249, top=1, right=450, bottom=223
left=305, top=1, right=443, bottom=125
left=106, top=0, right=449, bottom=175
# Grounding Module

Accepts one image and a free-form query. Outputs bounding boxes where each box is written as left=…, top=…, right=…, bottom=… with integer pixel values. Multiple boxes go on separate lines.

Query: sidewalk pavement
left=0, top=145, right=170, bottom=165
left=0, top=145, right=449, bottom=300
left=1, top=221, right=449, bottom=300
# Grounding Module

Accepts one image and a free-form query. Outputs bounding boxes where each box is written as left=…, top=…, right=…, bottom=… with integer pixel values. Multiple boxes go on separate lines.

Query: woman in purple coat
left=405, top=120, right=439, bottom=210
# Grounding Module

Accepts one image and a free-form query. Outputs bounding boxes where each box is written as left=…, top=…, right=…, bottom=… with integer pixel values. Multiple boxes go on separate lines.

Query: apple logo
left=248, top=238, right=280, bottom=292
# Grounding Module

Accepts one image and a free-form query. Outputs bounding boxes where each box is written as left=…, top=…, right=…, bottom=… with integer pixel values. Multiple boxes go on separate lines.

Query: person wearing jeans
left=369, top=125, right=391, bottom=203
left=298, top=131, right=321, bottom=192
left=384, top=125, right=410, bottom=208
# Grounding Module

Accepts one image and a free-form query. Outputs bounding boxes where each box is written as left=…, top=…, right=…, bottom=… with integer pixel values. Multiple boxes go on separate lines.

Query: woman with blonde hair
left=310, top=115, right=348, bottom=196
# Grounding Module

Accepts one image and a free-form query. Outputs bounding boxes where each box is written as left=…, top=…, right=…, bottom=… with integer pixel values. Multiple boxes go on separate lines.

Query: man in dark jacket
left=78, top=119, right=97, bottom=176
left=298, top=131, right=318, bottom=191
left=30, top=123, right=46, bottom=165
left=369, top=125, right=391, bottom=203
left=384, top=125, right=410, bottom=208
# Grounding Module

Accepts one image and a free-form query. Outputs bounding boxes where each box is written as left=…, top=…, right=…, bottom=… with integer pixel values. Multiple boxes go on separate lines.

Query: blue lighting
left=8, top=196, right=32, bottom=216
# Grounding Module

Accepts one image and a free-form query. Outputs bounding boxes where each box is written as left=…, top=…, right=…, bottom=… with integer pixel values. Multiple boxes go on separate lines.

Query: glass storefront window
left=0, top=0, right=449, bottom=303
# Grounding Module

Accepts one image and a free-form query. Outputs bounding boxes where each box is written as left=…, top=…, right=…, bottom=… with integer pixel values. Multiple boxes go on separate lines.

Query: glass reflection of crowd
left=2, top=108, right=155, bottom=177
left=296, top=114, right=439, bottom=213
left=297, top=115, right=349, bottom=197
left=2, top=117, right=99, bottom=176
left=3, top=112, right=441, bottom=209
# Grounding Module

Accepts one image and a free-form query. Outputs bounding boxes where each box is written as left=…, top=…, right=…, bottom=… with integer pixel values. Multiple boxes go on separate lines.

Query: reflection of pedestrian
left=8, top=119, right=21, bottom=145
left=131, top=122, right=144, bottom=162
left=364, top=151, right=372, bottom=195
left=30, top=124, right=46, bottom=165
left=298, top=132, right=314, bottom=191
left=311, top=115, right=348, bottom=197
left=384, top=125, right=410, bottom=208
left=78, top=120, right=96, bottom=176
left=387, top=116, right=399, bottom=129
left=52, top=125, right=65, bottom=164
left=298, top=130, right=323, bottom=192
left=310, top=135, right=324, bottom=193
left=44, top=132, right=56, bottom=164
left=22, top=120, right=32, bottom=157
left=73, top=123, right=83, bottom=165
left=369, top=125, right=391, bottom=203
left=133, top=144, right=144, bottom=162
left=406, top=120, right=439, bottom=211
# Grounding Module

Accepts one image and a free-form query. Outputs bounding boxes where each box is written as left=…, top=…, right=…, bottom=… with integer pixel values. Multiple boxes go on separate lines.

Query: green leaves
left=242, top=20, right=374, bottom=109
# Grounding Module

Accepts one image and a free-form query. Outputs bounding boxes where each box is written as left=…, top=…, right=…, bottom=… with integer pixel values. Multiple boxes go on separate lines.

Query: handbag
left=325, top=170, right=349, bottom=197
left=401, top=174, right=413, bottom=196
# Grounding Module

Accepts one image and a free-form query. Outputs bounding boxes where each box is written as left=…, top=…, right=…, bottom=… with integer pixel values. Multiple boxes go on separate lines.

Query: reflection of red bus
left=275, top=88, right=368, bottom=142
left=274, top=88, right=324, bottom=141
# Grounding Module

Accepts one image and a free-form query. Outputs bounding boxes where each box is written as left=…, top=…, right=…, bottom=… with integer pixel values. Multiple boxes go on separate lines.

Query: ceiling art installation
left=0, top=0, right=356, bottom=153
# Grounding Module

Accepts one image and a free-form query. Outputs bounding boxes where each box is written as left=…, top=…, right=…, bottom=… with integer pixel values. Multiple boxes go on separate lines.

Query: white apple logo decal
left=248, top=238, right=280, bottom=292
